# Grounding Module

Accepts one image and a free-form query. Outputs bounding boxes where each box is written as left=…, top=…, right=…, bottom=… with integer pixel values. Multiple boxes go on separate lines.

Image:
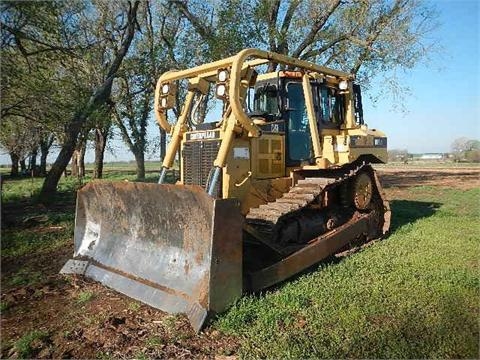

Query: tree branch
left=291, top=0, right=342, bottom=59
left=350, top=0, right=407, bottom=74
left=277, top=0, right=302, bottom=53
left=168, top=0, right=212, bottom=40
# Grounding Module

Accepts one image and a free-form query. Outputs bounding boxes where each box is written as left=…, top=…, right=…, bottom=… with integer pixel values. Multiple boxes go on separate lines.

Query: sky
left=1, top=0, right=479, bottom=165
left=364, top=0, right=480, bottom=153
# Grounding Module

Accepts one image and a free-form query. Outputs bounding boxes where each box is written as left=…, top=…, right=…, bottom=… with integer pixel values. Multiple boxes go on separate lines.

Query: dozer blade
left=60, top=181, right=243, bottom=332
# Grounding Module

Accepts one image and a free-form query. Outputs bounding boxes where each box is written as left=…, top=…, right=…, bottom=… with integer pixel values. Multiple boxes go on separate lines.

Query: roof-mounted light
left=218, top=69, right=229, bottom=82
left=339, top=80, right=348, bottom=91
left=216, top=83, right=227, bottom=98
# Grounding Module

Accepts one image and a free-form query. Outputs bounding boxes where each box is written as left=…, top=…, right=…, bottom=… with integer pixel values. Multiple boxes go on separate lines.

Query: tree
left=451, top=137, right=480, bottom=162
left=38, top=133, right=55, bottom=176
left=388, top=149, right=409, bottom=162
left=170, top=0, right=437, bottom=88
left=112, top=2, right=180, bottom=179
left=1, top=1, right=93, bottom=179
left=2, top=1, right=140, bottom=199
left=0, top=118, right=41, bottom=176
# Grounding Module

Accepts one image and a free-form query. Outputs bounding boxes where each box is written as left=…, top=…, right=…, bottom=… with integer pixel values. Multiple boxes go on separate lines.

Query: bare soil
left=1, top=165, right=479, bottom=359
left=378, top=166, right=480, bottom=190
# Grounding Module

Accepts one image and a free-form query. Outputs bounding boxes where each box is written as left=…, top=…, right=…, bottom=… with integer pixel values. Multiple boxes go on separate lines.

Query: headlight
left=161, top=83, right=170, bottom=94
left=160, top=97, right=168, bottom=108
left=216, top=84, right=226, bottom=97
left=339, top=80, right=348, bottom=90
left=218, top=69, right=229, bottom=82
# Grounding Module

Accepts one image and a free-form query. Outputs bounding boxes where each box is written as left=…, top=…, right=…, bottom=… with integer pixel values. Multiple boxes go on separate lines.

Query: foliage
left=1, top=0, right=439, bottom=195
left=0, top=117, right=41, bottom=160
left=170, top=0, right=438, bottom=80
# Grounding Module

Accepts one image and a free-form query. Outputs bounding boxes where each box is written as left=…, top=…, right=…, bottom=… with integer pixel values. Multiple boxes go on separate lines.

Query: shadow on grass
left=389, top=199, right=441, bottom=233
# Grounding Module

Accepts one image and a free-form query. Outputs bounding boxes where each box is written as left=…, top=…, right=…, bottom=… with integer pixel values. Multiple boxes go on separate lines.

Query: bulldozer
left=61, top=49, right=390, bottom=332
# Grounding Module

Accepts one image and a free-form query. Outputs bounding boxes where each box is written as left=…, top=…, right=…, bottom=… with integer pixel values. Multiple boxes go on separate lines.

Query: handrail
left=154, top=48, right=353, bottom=135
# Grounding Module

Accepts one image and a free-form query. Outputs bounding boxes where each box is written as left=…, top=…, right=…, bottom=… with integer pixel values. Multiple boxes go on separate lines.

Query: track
left=245, top=162, right=391, bottom=256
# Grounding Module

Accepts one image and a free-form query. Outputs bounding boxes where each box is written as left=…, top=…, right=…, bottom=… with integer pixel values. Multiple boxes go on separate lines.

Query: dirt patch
left=377, top=167, right=480, bottom=190
left=1, top=275, right=239, bottom=359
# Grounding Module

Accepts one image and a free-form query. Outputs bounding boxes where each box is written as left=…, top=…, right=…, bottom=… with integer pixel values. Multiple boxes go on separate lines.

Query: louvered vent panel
left=182, top=140, right=222, bottom=197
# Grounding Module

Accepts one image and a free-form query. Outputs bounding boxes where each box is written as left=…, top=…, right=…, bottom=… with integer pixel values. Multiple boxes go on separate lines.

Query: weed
left=83, top=311, right=108, bottom=326
left=14, top=330, right=49, bottom=358
left=128, top=301, right=141, bottom=312
left=133, top=351, right=149, bottom=360
left=76, top=291, right=94, bottom=304
left=8, top=269, right=42, bottom=287
left=145, top=336, right=163, bottom=347
left=97, top=350, right=114, bottom=360
left=0, top=301, right=9, bottom=312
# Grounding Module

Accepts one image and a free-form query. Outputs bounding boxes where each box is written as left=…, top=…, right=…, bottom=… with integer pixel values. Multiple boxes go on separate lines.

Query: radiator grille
left=183, top=140, right=221, bottom=197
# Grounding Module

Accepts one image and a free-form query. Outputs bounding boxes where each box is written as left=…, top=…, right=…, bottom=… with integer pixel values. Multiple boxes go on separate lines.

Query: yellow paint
left=154, top=48, right=387, bottom=212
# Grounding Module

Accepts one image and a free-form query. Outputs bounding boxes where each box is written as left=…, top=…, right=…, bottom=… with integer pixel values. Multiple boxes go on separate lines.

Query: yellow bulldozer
left=61, top=49, right=390, bottom=331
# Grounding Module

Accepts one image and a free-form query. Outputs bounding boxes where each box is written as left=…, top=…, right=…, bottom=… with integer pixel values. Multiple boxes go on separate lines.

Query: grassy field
left=1, top=165, right=479, bottom=358
left=216, top=187, right=479, bottom=358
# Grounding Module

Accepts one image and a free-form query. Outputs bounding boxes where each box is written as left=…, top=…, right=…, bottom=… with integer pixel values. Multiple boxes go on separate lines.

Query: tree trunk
left=41, top=141, right=76, bottom=200
left=78, top=140, right=86, bottom=178
left=39, top=150, right=48, bottom=176
left=39, top=134, right=54, bottom=176
left=93, top=127, right=108, bottom=179
left=38, top=1, right=139, bottom=203
left=71, top=150, right=79, bottom=177
left=29, top=147, right=38, bottom=175
left=134, top=151, right=145, bottom=180
left=71, top=136, right=87, bottom=178
left=20, top=158, right=26, bottom=173
left=9, top=152, right=19, bottom=177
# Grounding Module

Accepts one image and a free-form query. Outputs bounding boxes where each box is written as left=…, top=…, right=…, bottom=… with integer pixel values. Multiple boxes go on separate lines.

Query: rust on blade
left=89, top=260, right=193, bottom=302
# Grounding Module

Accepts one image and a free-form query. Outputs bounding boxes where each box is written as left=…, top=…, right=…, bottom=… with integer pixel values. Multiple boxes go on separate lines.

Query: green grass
left=128, top=301, right=141, bottom=312
left=14, top=330, right=49, bottom=358
left=2, top=222, right=73, bottom=257
left=215, top=188, right=480, bottom=359
left=7, top=268, right=43, bottom=287
left=76, top=291, right=95, bottom=304
left=0, top=301, right=9, bottom=312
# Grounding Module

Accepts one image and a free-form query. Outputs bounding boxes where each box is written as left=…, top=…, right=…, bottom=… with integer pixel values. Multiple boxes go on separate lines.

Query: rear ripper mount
left=61, top=164, right=390, bottom=332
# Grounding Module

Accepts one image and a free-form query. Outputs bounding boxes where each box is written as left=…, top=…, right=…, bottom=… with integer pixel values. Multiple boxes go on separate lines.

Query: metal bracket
left=60, top=259, right=89, bottom=275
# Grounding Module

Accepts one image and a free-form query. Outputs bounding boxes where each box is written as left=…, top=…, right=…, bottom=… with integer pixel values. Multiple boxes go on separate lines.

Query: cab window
left=254, top=84, right=278, bottom=115
left=314, top=85, right=345, bottom=127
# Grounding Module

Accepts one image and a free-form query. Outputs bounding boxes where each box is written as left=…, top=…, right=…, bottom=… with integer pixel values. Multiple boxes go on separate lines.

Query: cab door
left=285, top=81, right=313, bottom=166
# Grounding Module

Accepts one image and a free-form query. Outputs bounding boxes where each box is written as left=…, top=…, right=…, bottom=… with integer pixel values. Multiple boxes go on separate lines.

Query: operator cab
left=250, top=72, right=364, bottom=166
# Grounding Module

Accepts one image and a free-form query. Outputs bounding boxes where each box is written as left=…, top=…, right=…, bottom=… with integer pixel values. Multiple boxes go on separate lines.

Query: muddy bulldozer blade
left=60, top=182, right=243, bottom=332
